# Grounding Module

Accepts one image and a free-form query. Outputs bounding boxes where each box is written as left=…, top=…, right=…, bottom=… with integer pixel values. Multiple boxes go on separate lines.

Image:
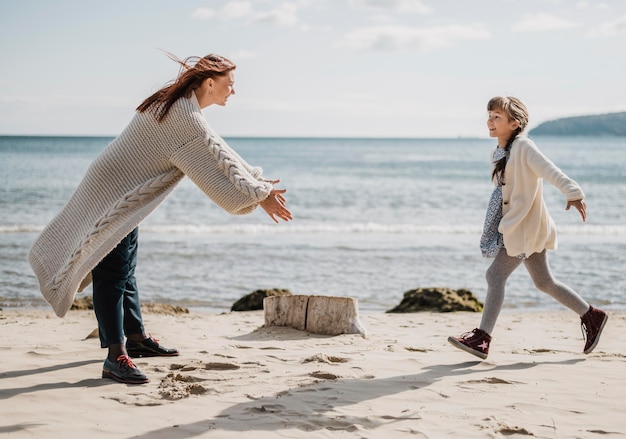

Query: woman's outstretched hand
left=260, top=184, right=292, bottom=223
left=566, top=199, right=587, bottom=222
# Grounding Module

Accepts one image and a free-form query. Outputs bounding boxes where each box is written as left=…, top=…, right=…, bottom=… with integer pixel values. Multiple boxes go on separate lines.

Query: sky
left=1, top=0, right=625, bottom=138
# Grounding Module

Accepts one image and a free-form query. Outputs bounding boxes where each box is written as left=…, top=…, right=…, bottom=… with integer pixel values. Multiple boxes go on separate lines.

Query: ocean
left=1, top=135, right=625, bottom=313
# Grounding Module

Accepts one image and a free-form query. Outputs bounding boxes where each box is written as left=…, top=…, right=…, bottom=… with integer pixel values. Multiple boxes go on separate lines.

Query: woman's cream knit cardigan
left=494, top=136, right=585, bottom=258
left=29, top=93, right=273, bottom=317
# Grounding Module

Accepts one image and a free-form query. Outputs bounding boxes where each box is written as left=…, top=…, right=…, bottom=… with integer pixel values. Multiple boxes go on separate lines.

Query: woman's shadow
left=127, top=357, right=584, bottom=438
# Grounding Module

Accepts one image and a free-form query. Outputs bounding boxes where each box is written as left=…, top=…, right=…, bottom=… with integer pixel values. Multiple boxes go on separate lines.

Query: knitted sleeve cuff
left=206, top=135, right=272, bottom=202
left=170, top=136, right=272, bottom=215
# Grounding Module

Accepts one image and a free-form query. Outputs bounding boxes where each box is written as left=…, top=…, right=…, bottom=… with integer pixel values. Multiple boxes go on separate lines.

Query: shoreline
left=2, top=300, right=623, bottom=314
left=1, top=308, right=624, bottom=438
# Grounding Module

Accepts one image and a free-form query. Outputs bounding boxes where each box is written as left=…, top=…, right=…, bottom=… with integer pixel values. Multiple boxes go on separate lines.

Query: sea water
left=1, top=135, right=625, bottom=312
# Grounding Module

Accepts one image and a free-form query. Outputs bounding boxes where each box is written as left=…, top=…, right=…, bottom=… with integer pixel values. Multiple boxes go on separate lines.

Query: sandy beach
left=1, top=307, right=624, bottom=438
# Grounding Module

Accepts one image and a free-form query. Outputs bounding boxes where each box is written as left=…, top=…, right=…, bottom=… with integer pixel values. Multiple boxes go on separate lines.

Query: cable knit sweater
left=29, top=92, right=273, bottom=317
left=493, top=136, right=585, bottom=257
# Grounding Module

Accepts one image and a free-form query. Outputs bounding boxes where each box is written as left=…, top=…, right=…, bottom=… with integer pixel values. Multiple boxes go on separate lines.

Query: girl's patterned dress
left=480, top=147, right=507, bottom=258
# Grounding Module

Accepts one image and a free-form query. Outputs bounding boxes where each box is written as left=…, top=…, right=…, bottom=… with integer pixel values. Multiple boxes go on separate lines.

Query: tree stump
left=263, top=295, right=308, bottom=331
left=263, top=295, right=367, bottom=337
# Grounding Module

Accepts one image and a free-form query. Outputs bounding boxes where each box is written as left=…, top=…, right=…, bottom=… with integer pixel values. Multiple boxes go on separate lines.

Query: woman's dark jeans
left=92, top=227, right=145, bottom=348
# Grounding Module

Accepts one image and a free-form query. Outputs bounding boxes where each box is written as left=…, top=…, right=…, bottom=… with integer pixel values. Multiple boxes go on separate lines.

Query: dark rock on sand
left=71, top=296, right=189, bottom=314
left=142, top=303, right=189, bottom=315
left=231, top=288, right=293, bottom=311
left=71, top=296, right=94, bottom=310
left=387, top=287, right=483, bottom=313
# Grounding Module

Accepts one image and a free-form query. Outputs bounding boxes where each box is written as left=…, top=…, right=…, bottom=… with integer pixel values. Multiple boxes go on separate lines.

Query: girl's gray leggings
left=479, top=248, right=589, bottom=335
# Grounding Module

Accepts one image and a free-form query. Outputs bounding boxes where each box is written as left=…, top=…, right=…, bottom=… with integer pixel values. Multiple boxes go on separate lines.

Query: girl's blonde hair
left=488, top=96, right=529, bottom=183
left=487, top=96, right=529, bottom=132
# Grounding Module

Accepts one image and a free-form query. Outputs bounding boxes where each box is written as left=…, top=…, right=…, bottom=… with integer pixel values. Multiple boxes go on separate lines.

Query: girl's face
left=196, top=70, right=236, bottom=108
left=487, top=109, right=519, bottom=146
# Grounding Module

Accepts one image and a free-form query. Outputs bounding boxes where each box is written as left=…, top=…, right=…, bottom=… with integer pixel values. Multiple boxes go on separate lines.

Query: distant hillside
left=529, top=111, right=626, bottom=136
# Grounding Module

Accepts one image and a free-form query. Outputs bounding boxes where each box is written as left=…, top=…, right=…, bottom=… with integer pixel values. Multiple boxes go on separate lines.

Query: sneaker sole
left=102, top=370, right=150, bottom=384
left=584, top=314, right=608, bottom=354
left=448, top=336, right=488, bottom=360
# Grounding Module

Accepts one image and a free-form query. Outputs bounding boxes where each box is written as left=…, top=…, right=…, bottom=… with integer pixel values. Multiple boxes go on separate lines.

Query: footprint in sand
left=169, top=361, right=240, bottom=371
left=204, top=362, right=240, bottom=371
left=464, top=376, right=522, bottom=385
left=309, top=371, right=341, bottom=380
left=302, top=353, right=350, bottom=364
left=245, top=404, right=286, bottom=414
left=159, top=372, right=212, bottom=400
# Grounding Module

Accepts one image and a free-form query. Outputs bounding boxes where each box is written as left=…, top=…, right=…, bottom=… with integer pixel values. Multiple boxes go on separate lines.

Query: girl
left=448, top=96, right=607, bottom=360
left=29, top=52, right=292, bottom=384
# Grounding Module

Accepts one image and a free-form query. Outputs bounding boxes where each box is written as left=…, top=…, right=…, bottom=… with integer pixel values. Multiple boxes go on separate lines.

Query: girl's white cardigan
left=29, top=93, right=272, bottom=317
left=493, top=136, right=584, bottom=257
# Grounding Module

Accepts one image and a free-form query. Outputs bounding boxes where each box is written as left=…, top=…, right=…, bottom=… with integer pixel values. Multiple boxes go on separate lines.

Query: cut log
left=263, top=295, right=308, bottom=331
left=263, top=295, right=367, bottom=337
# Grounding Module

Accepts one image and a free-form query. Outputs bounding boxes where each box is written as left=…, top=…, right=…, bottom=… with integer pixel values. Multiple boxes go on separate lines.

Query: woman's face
left=196, top=70, right=236, bottom=108
left=487, top=109, right=519, bottom=146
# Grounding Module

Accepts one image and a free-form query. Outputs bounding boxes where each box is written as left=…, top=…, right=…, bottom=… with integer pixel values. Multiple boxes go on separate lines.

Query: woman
left=29, top=52, right=292, bottom=384
left=448, top=96, right=607, bottom=360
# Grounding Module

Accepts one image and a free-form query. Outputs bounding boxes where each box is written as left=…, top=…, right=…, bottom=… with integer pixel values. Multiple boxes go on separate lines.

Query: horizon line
left=0, top=133, right=493, bottom=141
left=3, top=133, right=622, bottom=141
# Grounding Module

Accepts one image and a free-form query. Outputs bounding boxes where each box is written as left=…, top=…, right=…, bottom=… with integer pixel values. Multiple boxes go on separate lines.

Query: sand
left=1, top=307, right=624, bottom=438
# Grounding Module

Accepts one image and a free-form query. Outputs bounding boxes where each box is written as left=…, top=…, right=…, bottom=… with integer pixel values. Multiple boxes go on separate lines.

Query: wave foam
left=4, top=223, right=624, bottom=236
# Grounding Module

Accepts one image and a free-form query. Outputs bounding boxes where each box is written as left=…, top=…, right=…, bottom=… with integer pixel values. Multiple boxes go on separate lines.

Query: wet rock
left=387, top=287, right=483, bottom=313
left=70, top=296, right=188, bottom=315
left=71, top=296, right=94, bottom=310
left=142, top=303, right=189, bottom=315
left=231, top=288, right=292, bottom=311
